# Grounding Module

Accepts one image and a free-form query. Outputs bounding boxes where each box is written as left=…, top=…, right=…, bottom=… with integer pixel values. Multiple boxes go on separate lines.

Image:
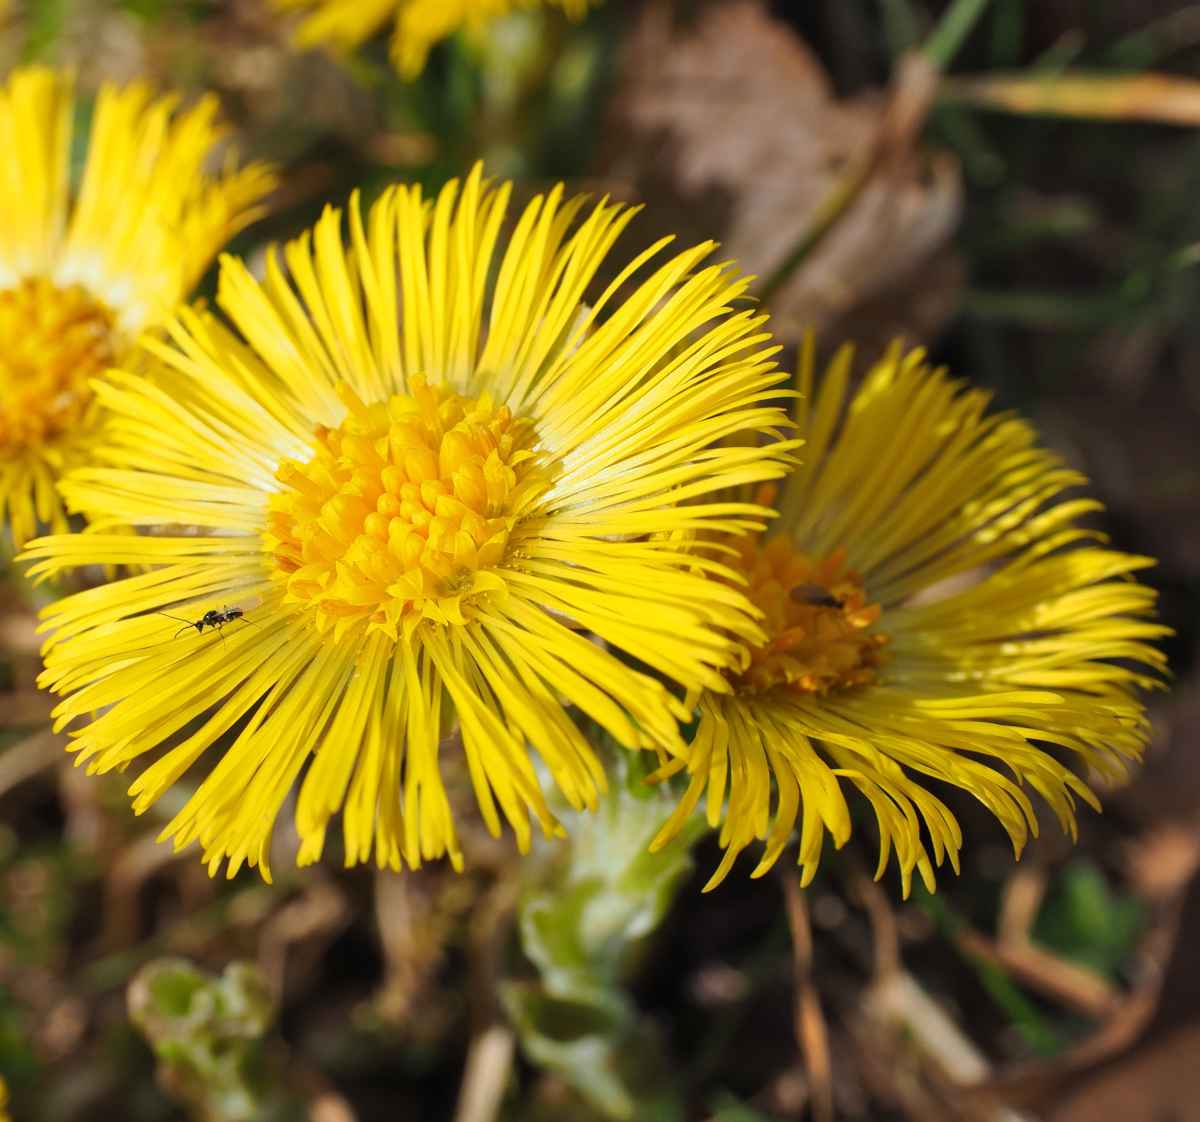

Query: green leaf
left=1033, top=860, right=1145, bottom=979
left=128, top=958, right=290, bottom=1122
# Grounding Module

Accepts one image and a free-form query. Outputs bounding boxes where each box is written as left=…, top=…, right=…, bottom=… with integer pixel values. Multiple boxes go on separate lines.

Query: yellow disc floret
left=0, top=278, right=117, bottom=457
left=267, top=376, right=553, bottom=639
left=731, top=535, right=887, bottom=696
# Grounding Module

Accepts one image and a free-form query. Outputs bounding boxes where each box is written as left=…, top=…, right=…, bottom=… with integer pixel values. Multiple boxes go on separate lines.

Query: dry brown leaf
left=599, top=0, right=963, bottom=352
left=1047, top=1022, right=1200, bottom=1122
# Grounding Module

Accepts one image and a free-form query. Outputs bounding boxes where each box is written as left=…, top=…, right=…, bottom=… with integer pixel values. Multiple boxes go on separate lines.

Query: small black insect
left=790, top=584, right=844, bottom=609
left=159, top=605, right=252, bottom=640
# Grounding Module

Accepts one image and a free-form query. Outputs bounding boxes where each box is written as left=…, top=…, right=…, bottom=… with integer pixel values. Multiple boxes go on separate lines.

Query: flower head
left=272, top=0, right=592, bottom=78
left=652, top=341, right=1167, bottom=893
left=0, top=66, right=275, bottom=548
left=24, top=166, right=794, bottom=880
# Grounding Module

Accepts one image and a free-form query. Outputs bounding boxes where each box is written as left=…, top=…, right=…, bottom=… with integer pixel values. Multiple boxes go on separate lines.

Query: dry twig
left=845, top=853, right=902, bottom=980
left=950, top=868, right=1119, bottom=1020
left=452, top=874, right=520, bottom=1122
left=452, top=1025, right=517, bottom=1122
left=780, top=870, right=835, bottom=1122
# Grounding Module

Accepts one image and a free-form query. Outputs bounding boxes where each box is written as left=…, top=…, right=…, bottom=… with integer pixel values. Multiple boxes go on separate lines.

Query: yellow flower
left=0, top=66, right=276, bottom=550
left=23, top=166, right=795, bottom=881
left=652, top=340, right=1167, bottom=893
left=272, top=0, right=592, bottom=78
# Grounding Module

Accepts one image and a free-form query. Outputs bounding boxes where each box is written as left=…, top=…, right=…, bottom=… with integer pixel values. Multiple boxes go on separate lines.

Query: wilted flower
left=0, top=66, right=275, bottom=549
left=24, top=166, right=794, bottom=880
left=272, top=0, right=592, bottom=78
left=652, top=341, right=1167, bottom=892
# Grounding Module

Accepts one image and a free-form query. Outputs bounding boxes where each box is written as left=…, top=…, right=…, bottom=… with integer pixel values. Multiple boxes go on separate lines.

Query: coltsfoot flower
left=0, top=66, right=275, bottom=549
left=652, top=340, right=1167, bottom=892
left=272, top=0, right=592, bottom=78
left=23, top=166, right=795, bottom=880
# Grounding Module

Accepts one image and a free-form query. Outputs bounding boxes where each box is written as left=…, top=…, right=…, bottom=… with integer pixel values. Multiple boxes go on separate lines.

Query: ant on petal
left=158, top=605, right=252, bottom=642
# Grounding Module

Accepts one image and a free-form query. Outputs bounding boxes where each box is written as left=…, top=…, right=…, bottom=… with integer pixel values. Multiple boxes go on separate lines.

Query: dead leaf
left=1047, top=1022, right=1200, bottom=1122
left=598, top=0, right=963, bottom=353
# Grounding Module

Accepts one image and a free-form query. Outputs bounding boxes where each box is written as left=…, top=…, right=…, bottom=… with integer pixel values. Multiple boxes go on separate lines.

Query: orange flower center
left=0, top=278, right=117, bottom=458
left=731, top=535, right=887, bottom=696
left=266, top=377, right=552, bottom=639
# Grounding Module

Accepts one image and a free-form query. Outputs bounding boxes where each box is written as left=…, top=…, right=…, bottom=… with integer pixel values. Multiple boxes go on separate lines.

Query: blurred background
left=2, top=1, right=1200, bottom=1119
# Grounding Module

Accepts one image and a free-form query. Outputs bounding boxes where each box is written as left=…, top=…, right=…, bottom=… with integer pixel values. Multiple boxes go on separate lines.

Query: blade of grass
left=945, top=71, right=1200, bottom=124
left=924, top=0, right=994, bottom=70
